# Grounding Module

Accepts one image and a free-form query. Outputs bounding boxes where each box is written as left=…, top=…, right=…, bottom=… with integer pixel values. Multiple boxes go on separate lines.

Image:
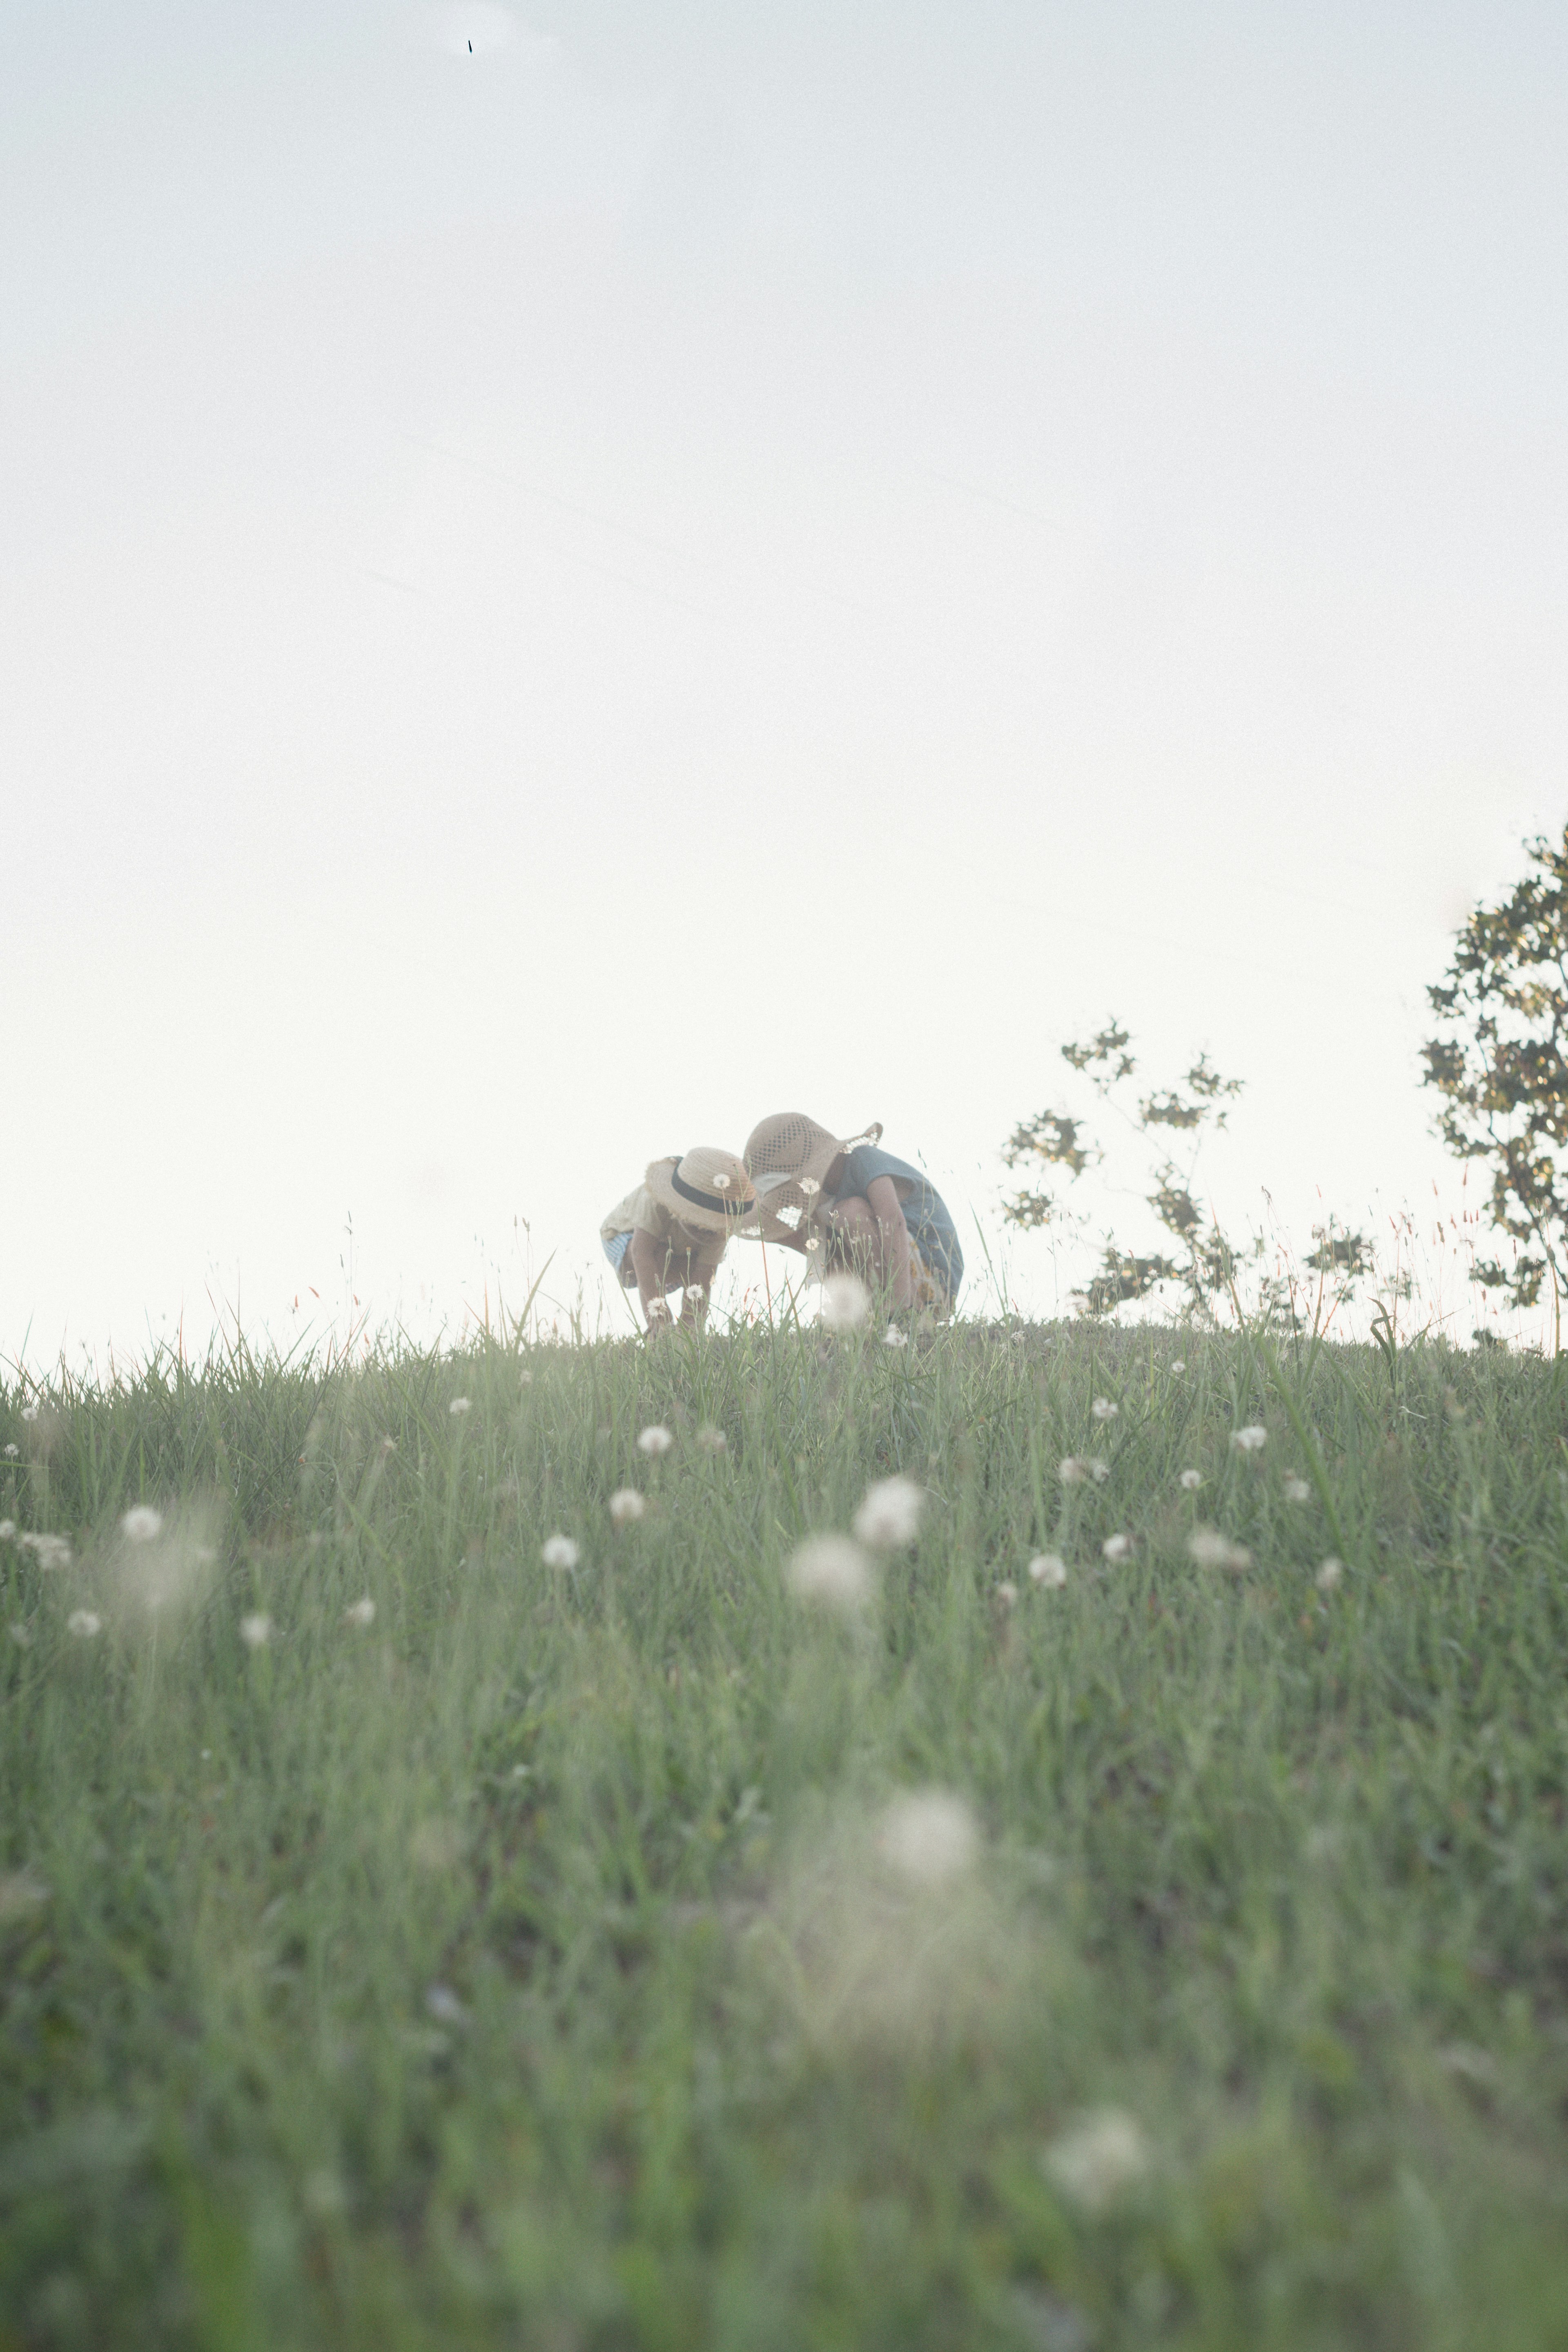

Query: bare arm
left=628, top=1227, right=675, bottom=1331
left=864, top=1174, right=915, bottom=1308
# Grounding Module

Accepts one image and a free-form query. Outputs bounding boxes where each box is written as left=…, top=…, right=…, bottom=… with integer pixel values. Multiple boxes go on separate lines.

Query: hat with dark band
left=643, top=1147, right=760, bottom=1236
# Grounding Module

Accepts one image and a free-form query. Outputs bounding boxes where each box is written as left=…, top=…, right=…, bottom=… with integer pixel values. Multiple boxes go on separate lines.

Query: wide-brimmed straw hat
left=741, top=1112, right=882, bottom=1243
left=643, top=1147, right=760, bottom=1237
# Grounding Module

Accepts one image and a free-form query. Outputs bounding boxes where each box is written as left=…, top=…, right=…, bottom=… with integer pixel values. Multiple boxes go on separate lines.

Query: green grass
left=2, top=1316, right=1567, bottom=2351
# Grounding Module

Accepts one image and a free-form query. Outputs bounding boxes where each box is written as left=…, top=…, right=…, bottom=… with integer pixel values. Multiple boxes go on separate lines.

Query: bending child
left=742, top=1112, right=963, bottom=1313
left=600, top=1147, right=759, bottom=1336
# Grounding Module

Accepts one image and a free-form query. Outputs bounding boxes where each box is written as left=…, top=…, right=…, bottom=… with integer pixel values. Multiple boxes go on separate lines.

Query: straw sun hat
left=742, top=1112, right=883, bottom=1243
left=643, top=1147, right=760, bottom=1237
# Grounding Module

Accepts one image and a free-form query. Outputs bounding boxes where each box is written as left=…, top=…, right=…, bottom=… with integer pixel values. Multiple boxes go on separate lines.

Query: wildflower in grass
left=786, top=1534, right=873, bottom=1613
left=1102, top=1533, right=1133, bottom=1563
left=820, top=1271, right=871, bottom=1331
left=120, top=1506, right=164, bottom=1544
left=1316, top=1556, right=1344, bottom=1593
left=378, top=1436, right=396, bottom=1457
left=2, top=1445, right=16, bottom=1459
left=20, top=1533, right=72, bottom=1571
left=9, top=1622, right=33, bottom=1648
left=449, top=1397, right=471, bottom=1417
left=695, top=1425, right=726, bottom=1454
left=519, top=1370, right=532, bottom=1387
left=637, top=1424, right=673, bottom=1457
left=853, top=1474, right=924, bottom=1549
left=1231, top=1425, right=1267, bottom=1453
left=1044, top=2109, right=1151, bottom=2214
left=1188, top=1526, right=1252, bottom=1573
left=1028, top=1553, right=1068, bottom=1588
left=0, top=1521, right=13, bottom=1541
left=798, top=1176, right=821, bottom=1197
left=1059, top=1456, right=1087, bottom=1486
left=878, top=1789, right=979, bottom=1889
left=1179, top=1469, right=1202, bottom=1491
left=20, top=1404, right=39, bottom=1424
left=1170, top=1359, right=1186, bottom=1374
left=1284, top=1476, right=1311, bottom=1503
left=995, top=1579, right=1018, bottom=1607
left=712, top=1171, right=731, bottom=1190
left=1091, top=1397, right=1118, bottom=1422
left=425, top=1983, right=467, bottom=2025
left=883, top=1326, right=909, bottom=1348
left=541, top=1534, right=579, bottom=1570
left=608, top=1488, right=646, bottom=1527
left=67, top=1610, right=102, bottom=1639
left=240, top=1613, right=272, bottom=1649
left=804, top=1236, right=822, bottom=1254
left=343, top=1595, right=376, bottom=1627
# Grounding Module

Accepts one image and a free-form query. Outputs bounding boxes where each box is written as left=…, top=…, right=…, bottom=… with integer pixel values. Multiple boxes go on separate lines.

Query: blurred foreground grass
left=2, top=1317, right=1566, bottom=2351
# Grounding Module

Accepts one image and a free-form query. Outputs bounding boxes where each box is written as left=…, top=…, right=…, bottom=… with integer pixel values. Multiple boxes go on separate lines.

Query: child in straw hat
left=600, top=1148, right=760, bottom=1335
left=742, top=1113, right=963, bottom=1312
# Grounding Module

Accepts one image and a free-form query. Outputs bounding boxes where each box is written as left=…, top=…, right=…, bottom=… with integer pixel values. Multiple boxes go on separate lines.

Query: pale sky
left=6, top=2, right=1567, bottom=1365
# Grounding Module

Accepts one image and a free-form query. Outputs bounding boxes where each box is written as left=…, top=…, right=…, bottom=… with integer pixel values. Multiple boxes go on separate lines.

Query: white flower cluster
left=1059, top=1456, right=1110, bottom=1487
left=637, top=1424, right=673, bottom=1458
left=1188, top=1526, right=1252, bottom=1574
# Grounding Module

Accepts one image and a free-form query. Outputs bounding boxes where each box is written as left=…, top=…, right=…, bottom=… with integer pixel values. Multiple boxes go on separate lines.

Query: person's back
left=742, top=1112, right=961, bottom=1312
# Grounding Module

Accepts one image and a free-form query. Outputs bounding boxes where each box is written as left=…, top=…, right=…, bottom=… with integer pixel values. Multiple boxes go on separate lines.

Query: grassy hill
left=2, top=1316, right=1566, bottom=2350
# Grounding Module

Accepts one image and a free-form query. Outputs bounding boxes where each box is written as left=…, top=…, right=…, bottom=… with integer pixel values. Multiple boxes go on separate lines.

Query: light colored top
left=600, top=1179, right=728, bottom=1282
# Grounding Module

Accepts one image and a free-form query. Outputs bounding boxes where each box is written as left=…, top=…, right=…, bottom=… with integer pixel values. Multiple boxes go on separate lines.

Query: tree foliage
left=1423, top=826, right=1568, bottom=1332
left=1004, top=1022, right=1371, bottom=1324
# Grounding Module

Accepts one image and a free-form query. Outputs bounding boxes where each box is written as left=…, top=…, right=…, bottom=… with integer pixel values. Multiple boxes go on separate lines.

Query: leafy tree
left=1003, top=1021, right=1370, bottom=1325
left=1423, top=826, right=1568, bottom=1346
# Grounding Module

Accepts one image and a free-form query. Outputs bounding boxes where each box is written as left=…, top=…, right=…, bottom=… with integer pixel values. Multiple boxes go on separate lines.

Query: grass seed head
left=786, top=1534, right=874, bottom=1613
left=1044, top=2109, right=1152, bottom=2214
left=820, top=1272, right=871, bottom=1331
left=852, top=1474, right=924, bottom=1550
left=1188, top=1526, right=1252, bottom=1573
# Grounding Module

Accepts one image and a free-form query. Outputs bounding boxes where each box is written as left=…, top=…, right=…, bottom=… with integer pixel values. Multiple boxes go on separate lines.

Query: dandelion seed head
left=67, top=1610, right=102, bottom=1639
left=21, top=1532, right=73, bottom=1571
left=1188, top=1526, right=1252, bottom=1573
left=608, top=1488, right=646, bottom=1527
left=1231, top=1424, right=1267, bottom=1453
left=786, top=1534, right=873, bottom=1613
left=1044, top=2109, right=1151, bottom=2214
left=1088, top=1457, right=1110, bottom=1483
left=541, top=1534, right=579, bottom=1570
left=9, top=1621, right=32, bottom=1647
left=2, top=1445, right=16, bottom=1459
left=343, top=1595, right=376, bottom=1627
left=120, top=1506, right=164, bottom=1544
left=820, top=1272, right=871, bottom=1331
left=1091, top=1397, right=1118, bottom=1422
left=0, top=1521, right=13, bottom=1541
left=637, top=1424, right=673, bottom=1457
left=240, top=1613, right=272, bottom=1649
left=1059, top=1456, right=1087, bottom=1486
left=1170, top=1359, right=1186, bottom=1375
left=449, top=1396, right=472, bottom=1417
left=804, top=1234, right=822, bottom=1253
left=20, top=1404, right=40, bottom=1424
left=852, top=1474, right=924, bottom=1549
left=1316, top=1556, right=1344, bottom=1593
left=695, top=1424, right=726, bottom=1453
left=798, top=1176, right=821, bottom=1196
left=519, top=1370, right=532, bottom=1386
left=1101, top=1532, right=1133, bottom=1563
left=1179, top=1468, right=1202, bottom=1491
left=882, top=1326, right=909, bottom=1348
left=1284, top=1476, right=1311, bottom=1503
left=878, top=1788, right=980, bottom=1889
left=995, top=1579, right=1018, bottom=1607
left=712, top=1171, right=731, bottom=1190
left=1028, top=1553, right=1068, bottom=1588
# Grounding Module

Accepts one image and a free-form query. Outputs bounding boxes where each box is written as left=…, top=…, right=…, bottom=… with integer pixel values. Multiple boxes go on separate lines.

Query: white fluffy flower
left=1169, top=1359, right=1186, bottom=1375
left=712, top=1171, right=731, bottom=1190
left=1316, top=1556, right=1344, bottom=1593
left=1284, top=1476, right=1311, bottom=1503
left=695, top=1424, right=727, bottom=1454
left=67, top=1610, right=102, bottom=1639
left=608, top=1488, right=646, bottom=1527
left=0, top=1521, right=13, bottom=1541
left=882, top=1326, right=909, bottom=1349
left=1059, top=1456, right=1088, bottom=1487
left=2, top=1445, right=17, bottom=1459
left=1028, top=1553, right=1068, bottom=1589
left=519, top=1369, right=533, bottom=1387
left=1044, top=2109, right=1151, bottom=2213
left=1179, top=1469, right=1202, bottom=1492
left=797, top=1176, right=821, bottom=1197
left=878, top=1788, right=980, bottom=1889
left=449, top=1396, right=472, bottom=1417
left=343, top=1595, right=376, bottom=1628
left=637, top=1424, right=673, bottom=1457
left=240, top=1613, right=272, bottom=1649
left=786, top=1534, right=873, bottom=1613
left=20, top=1533, right=72, bottom=1571
left=8, top=1622, right=32, bottom=1648
left=1091, top=1397, right=1118, bottom=1422
left=541, top=1534, right=579, bottom=1570
left=1101, top=1533, right=1133, bottom=1564
left=1188, top=1526, right=1252, bottom=1573
left=1231, top=1424, right=1267, bottom=1453
left=995, top=1579, right=1018, bottom=1607
left=20, top=1404, right=40, bottom=1424
left=820, top=1272, right=871, bottom=1332
left=120, top=1506, right=164, bottom=1544
left=852, top=1475, right=924, bottom=1549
